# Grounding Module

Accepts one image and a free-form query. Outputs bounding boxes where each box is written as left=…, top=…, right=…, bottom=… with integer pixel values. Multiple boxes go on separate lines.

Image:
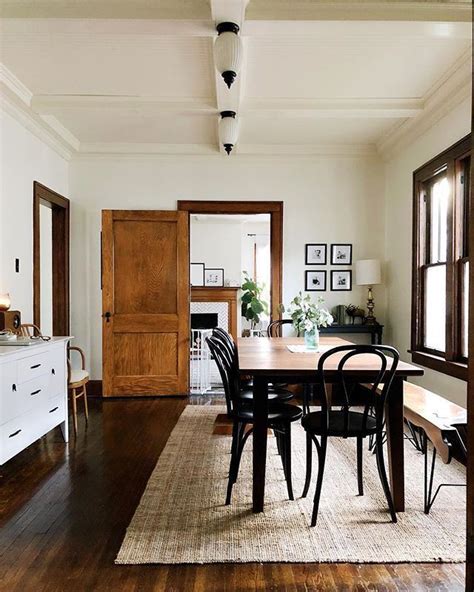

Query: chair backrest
left=206, top=334, right=241, bottom=416
left=267, top=319, right=298, bottom=338
left=316, top=344, right=400, bottom=437
left=19, top=323, right=43, bottom=337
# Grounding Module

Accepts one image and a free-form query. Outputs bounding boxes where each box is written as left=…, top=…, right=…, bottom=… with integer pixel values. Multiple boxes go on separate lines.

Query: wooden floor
left=0, top=397, right=466, bottom=592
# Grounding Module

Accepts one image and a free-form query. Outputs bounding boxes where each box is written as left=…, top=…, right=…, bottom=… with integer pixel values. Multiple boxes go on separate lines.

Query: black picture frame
left=331, top=243, right=352, bottom=265
left=305, top=270, right=327, bottom=292
left=190, top=262, right=205, bottom=287
left=331, top=270, right=352, bottom=291
left=305, top=243, right=327, bottom=265
left=204, top=268, right=224, bottom=287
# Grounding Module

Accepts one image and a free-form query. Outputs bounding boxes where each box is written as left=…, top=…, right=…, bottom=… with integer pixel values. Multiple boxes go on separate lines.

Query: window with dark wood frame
left=411, top=135, right=471, bottom=381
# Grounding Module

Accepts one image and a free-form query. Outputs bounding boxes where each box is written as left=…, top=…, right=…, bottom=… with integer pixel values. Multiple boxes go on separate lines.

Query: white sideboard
left=0, top=337, right=70, bottom=464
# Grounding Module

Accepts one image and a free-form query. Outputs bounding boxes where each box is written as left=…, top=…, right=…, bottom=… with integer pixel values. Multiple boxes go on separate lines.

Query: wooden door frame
left=33, top=181, right=70, bottom=335
left=467, top=110, right=473, bottom=590
left=178, top=200, right=283, bottom=321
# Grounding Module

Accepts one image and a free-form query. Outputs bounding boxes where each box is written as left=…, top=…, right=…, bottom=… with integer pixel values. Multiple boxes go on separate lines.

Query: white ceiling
left=0, top=0, right=471, bottom=158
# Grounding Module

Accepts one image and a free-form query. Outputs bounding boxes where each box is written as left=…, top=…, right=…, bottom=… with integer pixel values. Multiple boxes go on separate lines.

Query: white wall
left=69, top=155, right=385, bottom=379
left=384, top=97, right=471, bottom=407
left=0, top=109, right=69, bottom=325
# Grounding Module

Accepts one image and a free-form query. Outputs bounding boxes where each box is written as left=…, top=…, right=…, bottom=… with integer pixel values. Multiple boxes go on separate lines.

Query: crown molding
left=0, top=64, right=79, bottom=160
left=376, top=49, right=472, bottom=160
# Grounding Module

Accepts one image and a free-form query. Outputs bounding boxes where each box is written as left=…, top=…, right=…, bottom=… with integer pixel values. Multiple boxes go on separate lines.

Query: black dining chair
left=207, top=333, right=303, bottom=504
left=267, top=319, right=297, bottom=338
left=212, top=327, right=293, bottom=407
left=301, top=344, right=400, bottom=527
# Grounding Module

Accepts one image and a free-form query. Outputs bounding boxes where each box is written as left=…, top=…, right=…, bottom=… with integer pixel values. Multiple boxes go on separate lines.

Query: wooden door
left=101, top=210, right=189, bottom=396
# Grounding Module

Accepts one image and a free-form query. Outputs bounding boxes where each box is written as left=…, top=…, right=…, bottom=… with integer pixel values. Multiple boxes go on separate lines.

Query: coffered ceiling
left=0, top=0, right=471, bottom=159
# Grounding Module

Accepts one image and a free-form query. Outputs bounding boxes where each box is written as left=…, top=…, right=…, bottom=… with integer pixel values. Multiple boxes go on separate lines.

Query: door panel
left=102, top=210, right=189, bottom=396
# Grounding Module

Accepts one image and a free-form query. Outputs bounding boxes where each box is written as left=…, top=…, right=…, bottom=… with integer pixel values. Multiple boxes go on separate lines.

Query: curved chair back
left=206, top=334, right=241, bottom=416
left=316, top=344, right=400, bottom=437
left=267, top=319, right=298, bottom=338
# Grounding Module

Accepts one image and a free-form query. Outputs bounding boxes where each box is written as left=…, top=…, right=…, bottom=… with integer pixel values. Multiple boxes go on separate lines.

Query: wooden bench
left=402, top=382, right=467, bottom=513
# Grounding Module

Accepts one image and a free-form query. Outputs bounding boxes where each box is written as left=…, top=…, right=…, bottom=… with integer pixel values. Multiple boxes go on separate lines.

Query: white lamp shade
left=214, top=31, right=242, bottom=76
left=355, top=259, right=382, bottom=286
left=219, top=115, right=239, bottom=146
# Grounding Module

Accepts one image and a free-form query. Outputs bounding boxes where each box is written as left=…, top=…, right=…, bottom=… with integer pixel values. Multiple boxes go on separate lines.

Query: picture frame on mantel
left=190, top=263, right=205, bottom=287
left=204, top=268, right=224, bottom=287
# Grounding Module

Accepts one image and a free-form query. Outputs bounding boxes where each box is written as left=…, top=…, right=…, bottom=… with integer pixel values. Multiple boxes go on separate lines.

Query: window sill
left=410, top=350, right=467, bottom=382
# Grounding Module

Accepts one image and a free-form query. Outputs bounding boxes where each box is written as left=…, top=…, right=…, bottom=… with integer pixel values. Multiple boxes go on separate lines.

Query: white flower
left=304, top=319, right=314, bottom=332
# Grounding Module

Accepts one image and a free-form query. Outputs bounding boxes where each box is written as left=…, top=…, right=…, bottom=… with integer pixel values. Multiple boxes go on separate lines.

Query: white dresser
left=0, top=337, right=70, bottom=464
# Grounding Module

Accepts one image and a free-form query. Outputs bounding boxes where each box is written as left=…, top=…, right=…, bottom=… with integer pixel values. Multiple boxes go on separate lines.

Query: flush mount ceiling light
left=219, top=111, right=238, bottom=155
left=214, top=22, right=242, bottom=89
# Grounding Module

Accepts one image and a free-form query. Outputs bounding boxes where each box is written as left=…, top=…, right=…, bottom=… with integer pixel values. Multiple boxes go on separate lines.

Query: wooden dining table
left=238, top=336, right=424, bottom=513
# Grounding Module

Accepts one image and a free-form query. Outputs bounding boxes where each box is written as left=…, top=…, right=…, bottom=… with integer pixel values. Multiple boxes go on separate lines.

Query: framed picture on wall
left=305, top=270, right=327, bottom=292
left=190, top=263, right=205, bottom=287
left=331, top=244, right=352, bottom=265
left=305, top=243, right=327, bottom=265
left=204, top=268, right=224, bottom=287
left=331, top=270, right=352, bottom=291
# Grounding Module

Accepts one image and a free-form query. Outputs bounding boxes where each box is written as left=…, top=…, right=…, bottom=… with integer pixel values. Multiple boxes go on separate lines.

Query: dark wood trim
left=33, top=182, right=70, bottom=335
left=411, top=351, right=467, bottom=382
left=466, top=96, right=473, bottom=592
left=178, top=200, right=283, bottom=322
left=411, top=135, right=471, bottom=377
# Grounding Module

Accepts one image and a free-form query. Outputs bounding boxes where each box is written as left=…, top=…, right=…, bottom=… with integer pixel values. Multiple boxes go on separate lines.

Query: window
left=412, top=136, right=471, bottom=380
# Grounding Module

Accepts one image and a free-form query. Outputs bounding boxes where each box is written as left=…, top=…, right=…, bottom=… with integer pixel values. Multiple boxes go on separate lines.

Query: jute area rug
left=116, top=406, right=465, bottom=564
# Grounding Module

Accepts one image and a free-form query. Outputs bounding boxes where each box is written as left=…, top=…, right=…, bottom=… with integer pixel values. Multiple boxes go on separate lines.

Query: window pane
left=462, top=261, right=469, bottom=357
left=424, top=265, right=446, bottom=352
left=429, top=176, right=449, bottom=263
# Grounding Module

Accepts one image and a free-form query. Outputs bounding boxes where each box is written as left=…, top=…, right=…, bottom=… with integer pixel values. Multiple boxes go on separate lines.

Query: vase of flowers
left=286, top=292, right=333, bottom=350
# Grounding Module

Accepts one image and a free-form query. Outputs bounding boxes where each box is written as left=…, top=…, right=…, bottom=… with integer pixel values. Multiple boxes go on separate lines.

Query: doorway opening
left=33, top=182, right=70, bottom=336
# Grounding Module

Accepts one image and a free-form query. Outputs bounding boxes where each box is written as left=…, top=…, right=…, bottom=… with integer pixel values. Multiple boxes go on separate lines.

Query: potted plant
left=241, top=272, right=269, bottom=336
left=286, top=292, right=333, bottom=350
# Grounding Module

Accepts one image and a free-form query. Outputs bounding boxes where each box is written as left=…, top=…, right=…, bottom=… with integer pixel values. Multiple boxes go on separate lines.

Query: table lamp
left=355, top=259, right=381, bottom=325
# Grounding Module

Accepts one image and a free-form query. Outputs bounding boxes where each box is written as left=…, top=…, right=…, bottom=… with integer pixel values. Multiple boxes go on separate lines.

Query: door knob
left=104, top=312, right=112, bottom=322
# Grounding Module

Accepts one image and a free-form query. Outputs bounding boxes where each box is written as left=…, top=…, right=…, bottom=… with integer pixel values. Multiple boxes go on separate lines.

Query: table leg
left=386, top=376, right=405, bottom=512
left=253, top=376, right=269, bottom=513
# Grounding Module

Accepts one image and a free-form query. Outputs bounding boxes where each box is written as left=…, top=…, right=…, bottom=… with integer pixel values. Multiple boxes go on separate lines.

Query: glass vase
left=304, top=326, right=319, bottom=350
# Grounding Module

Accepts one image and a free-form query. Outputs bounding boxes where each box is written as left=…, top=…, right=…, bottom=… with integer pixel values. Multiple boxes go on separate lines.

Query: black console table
left=320, top=324, right=384, bottom=345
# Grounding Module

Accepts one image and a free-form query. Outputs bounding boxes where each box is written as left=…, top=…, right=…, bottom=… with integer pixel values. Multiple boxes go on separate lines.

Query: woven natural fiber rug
left=116, top=406, right=466, bottom=564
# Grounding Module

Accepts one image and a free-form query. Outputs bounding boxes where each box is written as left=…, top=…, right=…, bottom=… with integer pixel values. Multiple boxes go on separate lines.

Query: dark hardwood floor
left=0, top=397, right=465, bottom=592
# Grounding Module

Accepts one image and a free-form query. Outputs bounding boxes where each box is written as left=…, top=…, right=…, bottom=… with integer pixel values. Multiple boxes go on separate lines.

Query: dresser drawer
left=0, top=415, right=33, bottom=464
left=43, top=395, right=66, bottom=432
left=1, top=374, right=49, bottom=425
left=18, top=351, right=50, bottom=383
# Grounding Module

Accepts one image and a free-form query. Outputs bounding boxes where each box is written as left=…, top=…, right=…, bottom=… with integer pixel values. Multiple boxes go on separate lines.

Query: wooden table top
left=238, top=336, right=424, bottom=377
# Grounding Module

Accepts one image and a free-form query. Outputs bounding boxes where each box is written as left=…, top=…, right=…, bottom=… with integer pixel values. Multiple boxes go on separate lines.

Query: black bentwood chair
left=301, top=344, right=400, bottom=527
left=206, top=333, right=302, bottom=504
left=212, top=327, right=293, bottom=411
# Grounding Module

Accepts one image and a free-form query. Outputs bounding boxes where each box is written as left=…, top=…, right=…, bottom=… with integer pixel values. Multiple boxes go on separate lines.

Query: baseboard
left=88, top=380, right=103, bottom=397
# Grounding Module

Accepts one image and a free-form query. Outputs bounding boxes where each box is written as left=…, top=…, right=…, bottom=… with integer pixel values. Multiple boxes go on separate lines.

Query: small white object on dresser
left=0, top=337, right=71, bottom=464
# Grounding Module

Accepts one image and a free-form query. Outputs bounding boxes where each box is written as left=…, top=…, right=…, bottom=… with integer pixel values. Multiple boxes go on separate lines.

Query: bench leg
left=423, top=432, right=437, bottom=514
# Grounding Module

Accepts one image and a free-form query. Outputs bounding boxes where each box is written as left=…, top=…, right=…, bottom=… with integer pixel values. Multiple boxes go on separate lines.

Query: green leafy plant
left=241, top=272, right=269, bottom=330
left=283, top=292, right=333, bottom=334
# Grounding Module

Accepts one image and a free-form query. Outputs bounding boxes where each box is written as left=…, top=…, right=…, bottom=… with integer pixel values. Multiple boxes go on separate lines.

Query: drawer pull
left=12, top=384, right=17, bottom=392
left=30, top=363, right=41, bottom=369
left=9, top=429, right=22, bottom=438
left=30, top=389, right=41, bottom=396
left=49, top=406, right=59, bottom=413
left=52, top=368, right=56, bottom=375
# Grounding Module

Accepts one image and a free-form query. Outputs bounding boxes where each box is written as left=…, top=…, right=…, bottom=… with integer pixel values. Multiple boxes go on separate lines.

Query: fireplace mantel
left=191, top=287, right=240, bottom=340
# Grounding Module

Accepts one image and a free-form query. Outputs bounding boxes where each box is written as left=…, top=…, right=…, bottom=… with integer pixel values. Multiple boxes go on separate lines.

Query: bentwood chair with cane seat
left=67, top=346, right=90, bottom=435
left=301, top=344, right=400, bottom=527
left=207, top=333, right=302, bottom=504
left=267, top=319, right=296, bottom=338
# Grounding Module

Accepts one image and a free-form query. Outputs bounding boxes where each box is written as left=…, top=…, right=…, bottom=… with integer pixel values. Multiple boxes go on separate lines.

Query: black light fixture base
left=222, top=71, right=237, bottom=89
left=220, top=110, right=236, bottom=119
left=224, top=144, right=233, bottom=155
left=216, top=22, right=240, bottom=35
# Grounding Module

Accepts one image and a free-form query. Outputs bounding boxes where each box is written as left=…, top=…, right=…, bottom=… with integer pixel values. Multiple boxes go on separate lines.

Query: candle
left=0, top=293, right=11, bottom=311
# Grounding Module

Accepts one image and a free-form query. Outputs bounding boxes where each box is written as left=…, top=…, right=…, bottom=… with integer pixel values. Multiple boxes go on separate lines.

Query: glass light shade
left=0, top=293, right=11, bottom=311
left=219, top=114, right=239, bottom=154
left=214, top=31, right=242, bottom=87
left=355, top=259, right=382, bottom=286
